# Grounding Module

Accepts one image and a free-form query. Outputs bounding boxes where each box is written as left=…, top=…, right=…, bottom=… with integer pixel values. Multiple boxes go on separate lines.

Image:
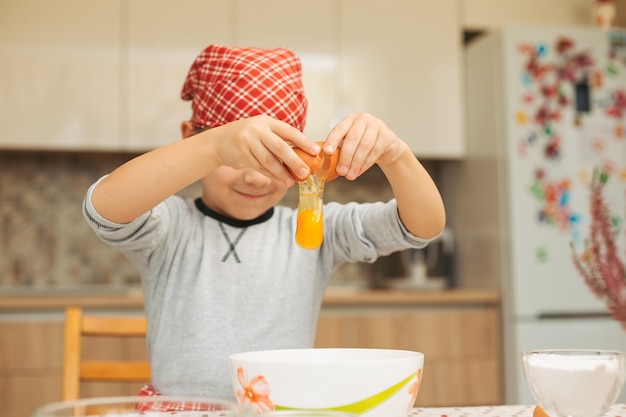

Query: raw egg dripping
left=293, top=142, right=340, bottom=249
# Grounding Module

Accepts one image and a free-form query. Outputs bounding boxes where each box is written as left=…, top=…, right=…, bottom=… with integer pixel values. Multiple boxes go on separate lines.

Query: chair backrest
left=62, top=306, right=150, bottom=401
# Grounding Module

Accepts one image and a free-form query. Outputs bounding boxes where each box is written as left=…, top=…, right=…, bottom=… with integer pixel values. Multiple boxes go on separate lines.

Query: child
left=83, top=44, right=445, bottom=401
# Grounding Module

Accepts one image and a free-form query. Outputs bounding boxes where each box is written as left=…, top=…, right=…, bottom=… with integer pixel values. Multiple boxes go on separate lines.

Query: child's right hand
left=207, top=115, right=322, bottom=185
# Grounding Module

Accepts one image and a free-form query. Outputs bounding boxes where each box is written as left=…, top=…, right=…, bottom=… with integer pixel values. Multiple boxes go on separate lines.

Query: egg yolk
left=295, top=209, right=323, bottom=249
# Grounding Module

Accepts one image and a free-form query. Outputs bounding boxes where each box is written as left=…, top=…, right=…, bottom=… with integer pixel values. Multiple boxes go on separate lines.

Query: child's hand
left=323, top=113, right=404, bottom=180
left=210, top=115, right=321, bottom=185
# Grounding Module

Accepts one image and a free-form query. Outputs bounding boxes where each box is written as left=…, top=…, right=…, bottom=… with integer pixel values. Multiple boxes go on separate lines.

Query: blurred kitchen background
left=2, top=0, right=626, bottom=415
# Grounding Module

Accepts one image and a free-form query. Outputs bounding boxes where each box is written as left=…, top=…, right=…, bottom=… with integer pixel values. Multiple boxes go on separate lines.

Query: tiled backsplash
left=1, top=151, right=142, bottom=288
left=0, top=150, right=414, bottom=290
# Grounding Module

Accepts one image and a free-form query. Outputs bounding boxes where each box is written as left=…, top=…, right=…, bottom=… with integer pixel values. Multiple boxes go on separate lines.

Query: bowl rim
left=521, top=349, right=626, bottom=357
left=229, top=347, right=424, bottom=363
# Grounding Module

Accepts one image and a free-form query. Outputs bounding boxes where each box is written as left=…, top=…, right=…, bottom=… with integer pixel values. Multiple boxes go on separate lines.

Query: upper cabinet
left=0, top=0, right=123, bottom=150
left=0, top=0, right=232, bottom=151
left=237, top=0, right=465, bottom=157
left=462, top=0, right=596, bottom=29
left=337, top=0, right=465, bottom=158
left=125, top=0, right=232, bottom=151
left=0, top=0, right=466, bottom=158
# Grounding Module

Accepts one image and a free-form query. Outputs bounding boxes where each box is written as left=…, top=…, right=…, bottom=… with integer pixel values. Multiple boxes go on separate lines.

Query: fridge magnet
left=578, top=167, right=592, bottom=186
left=579, top=120, right=622, bottom=172
left=608, top=31, right=626, bottom=65
left=518, top=131, right=540, bottom=158
left=517, top=138, right=528, bottom=158
left=530, top=171, right=580, bottom=234
left=591, top=136, right=607, bottom=153
left=601, top=158, right=618, bottom=176
left=521, top=92, right=535, bottom=104
left=591, top=70, right=604, bottom=89
left=535, top=246, right=549, bottom=263
left=601, top=89, right=626, bottom=119
left=606, top=62, right=620, bottom=76
left=543, top=134, right=561, bottom=160
left=518, top=37, right=595, bottom=161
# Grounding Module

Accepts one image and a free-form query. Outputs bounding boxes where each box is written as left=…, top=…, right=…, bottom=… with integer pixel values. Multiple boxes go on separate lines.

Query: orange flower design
left=407, top=369, right=423, bottom=413
left=236, top=367, right=274, bottom=413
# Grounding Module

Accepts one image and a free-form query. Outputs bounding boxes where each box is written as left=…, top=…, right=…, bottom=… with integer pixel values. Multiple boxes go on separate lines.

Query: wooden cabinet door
left=315, top=306, right=503, bottom=406
left=125, top=0, right=232, bottom=151
left=337, top=0, right=465, bottom=158
left=0, top=0, right=123, bottom=150
left=0, top=320, right=64, bottom=417
left=0, top=317, right=149, bottom=417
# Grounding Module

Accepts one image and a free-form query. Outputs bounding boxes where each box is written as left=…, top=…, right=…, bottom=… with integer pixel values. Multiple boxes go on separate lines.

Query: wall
left=0, top=152, right=139, bottom=288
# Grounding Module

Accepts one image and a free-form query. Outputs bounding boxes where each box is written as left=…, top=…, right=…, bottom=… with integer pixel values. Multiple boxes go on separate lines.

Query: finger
left=347, top=123, right=381, bottom=179
left=338, top=117, right=370, bottom=178
left=268, top=120, right=319, bottom=180
left=248, top=139, right=293, bottom=182
left=357, top=142, right=383, bottom=177
left=324, top=115, right=355, bottom=153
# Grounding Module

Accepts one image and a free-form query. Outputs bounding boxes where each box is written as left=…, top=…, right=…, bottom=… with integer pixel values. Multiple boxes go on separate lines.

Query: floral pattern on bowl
left=235, top=366, right=422, bottom=415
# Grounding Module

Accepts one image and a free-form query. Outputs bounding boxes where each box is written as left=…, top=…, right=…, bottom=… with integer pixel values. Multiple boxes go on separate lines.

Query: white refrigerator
left=451, top=25, right=626, bottom=405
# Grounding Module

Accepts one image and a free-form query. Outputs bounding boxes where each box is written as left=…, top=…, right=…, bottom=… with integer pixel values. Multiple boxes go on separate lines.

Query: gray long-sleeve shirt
left=83, top=179, right=434, bottom=399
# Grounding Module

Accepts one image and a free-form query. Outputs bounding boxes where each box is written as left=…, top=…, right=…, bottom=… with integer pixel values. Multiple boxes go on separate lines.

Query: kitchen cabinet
left=0, top=0, right=123, bottom=150
left=0, top=0, right=232, bottom=152
left=236, top=0, right=466, bottom=157
left=461, top=0, right=596, bottom=30
left=1, top=0, right=466, bottom=158
left=336, top=0, right=465, bottom=158
left=125, top=0, right=232, bottom=151
left=0, top=319, right=64, bottom=417
left=0, top=314, right=148, bottom=417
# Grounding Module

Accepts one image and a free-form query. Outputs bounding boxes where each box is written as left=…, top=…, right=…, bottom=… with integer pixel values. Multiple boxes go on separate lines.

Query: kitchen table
left=410, top=404, right=626, bottom=416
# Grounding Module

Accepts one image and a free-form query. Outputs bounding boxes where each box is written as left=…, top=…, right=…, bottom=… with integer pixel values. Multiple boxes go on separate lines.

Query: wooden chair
left=62, top=306, right=151, bottom=401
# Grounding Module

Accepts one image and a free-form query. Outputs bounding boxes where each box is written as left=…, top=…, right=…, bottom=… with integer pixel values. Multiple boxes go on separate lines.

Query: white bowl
left=229, top=348, right=424, bottom=417
left=522, top=349, right=626, bottom=417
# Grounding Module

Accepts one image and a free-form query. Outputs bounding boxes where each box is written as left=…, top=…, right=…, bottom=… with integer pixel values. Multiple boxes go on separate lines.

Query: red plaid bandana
left=181, top=44, right=308, bottom=131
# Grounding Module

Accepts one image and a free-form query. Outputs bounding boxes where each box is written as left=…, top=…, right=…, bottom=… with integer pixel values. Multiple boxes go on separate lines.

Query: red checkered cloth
left=181, top=44, right=308, bottom=131
left=135, top=384, right=233, bottom=412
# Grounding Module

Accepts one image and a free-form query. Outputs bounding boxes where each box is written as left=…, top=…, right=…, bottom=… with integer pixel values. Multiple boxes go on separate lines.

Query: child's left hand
left=322, top=113, right=404, bottom=180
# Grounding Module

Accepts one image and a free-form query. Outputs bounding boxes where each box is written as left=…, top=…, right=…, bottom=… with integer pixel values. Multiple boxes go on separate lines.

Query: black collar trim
left=194, top=198, right=274, bottom=228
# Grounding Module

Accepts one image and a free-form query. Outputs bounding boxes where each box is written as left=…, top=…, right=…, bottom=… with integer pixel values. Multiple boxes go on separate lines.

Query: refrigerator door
left=514, top=318, right=626, bottom=404
left=502, top=26, right=626, bottom=317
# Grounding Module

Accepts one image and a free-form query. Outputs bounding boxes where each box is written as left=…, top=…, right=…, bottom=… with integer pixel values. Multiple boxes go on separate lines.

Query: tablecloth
left=410, top=404, right=626, bottom=417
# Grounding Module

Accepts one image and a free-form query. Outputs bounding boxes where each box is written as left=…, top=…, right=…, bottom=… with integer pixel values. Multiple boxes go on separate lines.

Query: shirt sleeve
left=82, top=176, right=162, bottom=252
left=322, top=199, right=438, bottom=264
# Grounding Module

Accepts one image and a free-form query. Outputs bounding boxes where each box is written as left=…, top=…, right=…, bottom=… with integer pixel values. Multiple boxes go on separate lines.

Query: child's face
left=200, top=166, right=289, bottom=220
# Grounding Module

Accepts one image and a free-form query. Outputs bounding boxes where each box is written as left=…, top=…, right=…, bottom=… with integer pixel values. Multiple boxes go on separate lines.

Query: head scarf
left=181, top=44, right=307, bottom=131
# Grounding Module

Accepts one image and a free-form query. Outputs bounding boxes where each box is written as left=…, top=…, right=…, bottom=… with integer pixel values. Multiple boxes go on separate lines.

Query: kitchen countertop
left=0, top=287, right=500, bottom=312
